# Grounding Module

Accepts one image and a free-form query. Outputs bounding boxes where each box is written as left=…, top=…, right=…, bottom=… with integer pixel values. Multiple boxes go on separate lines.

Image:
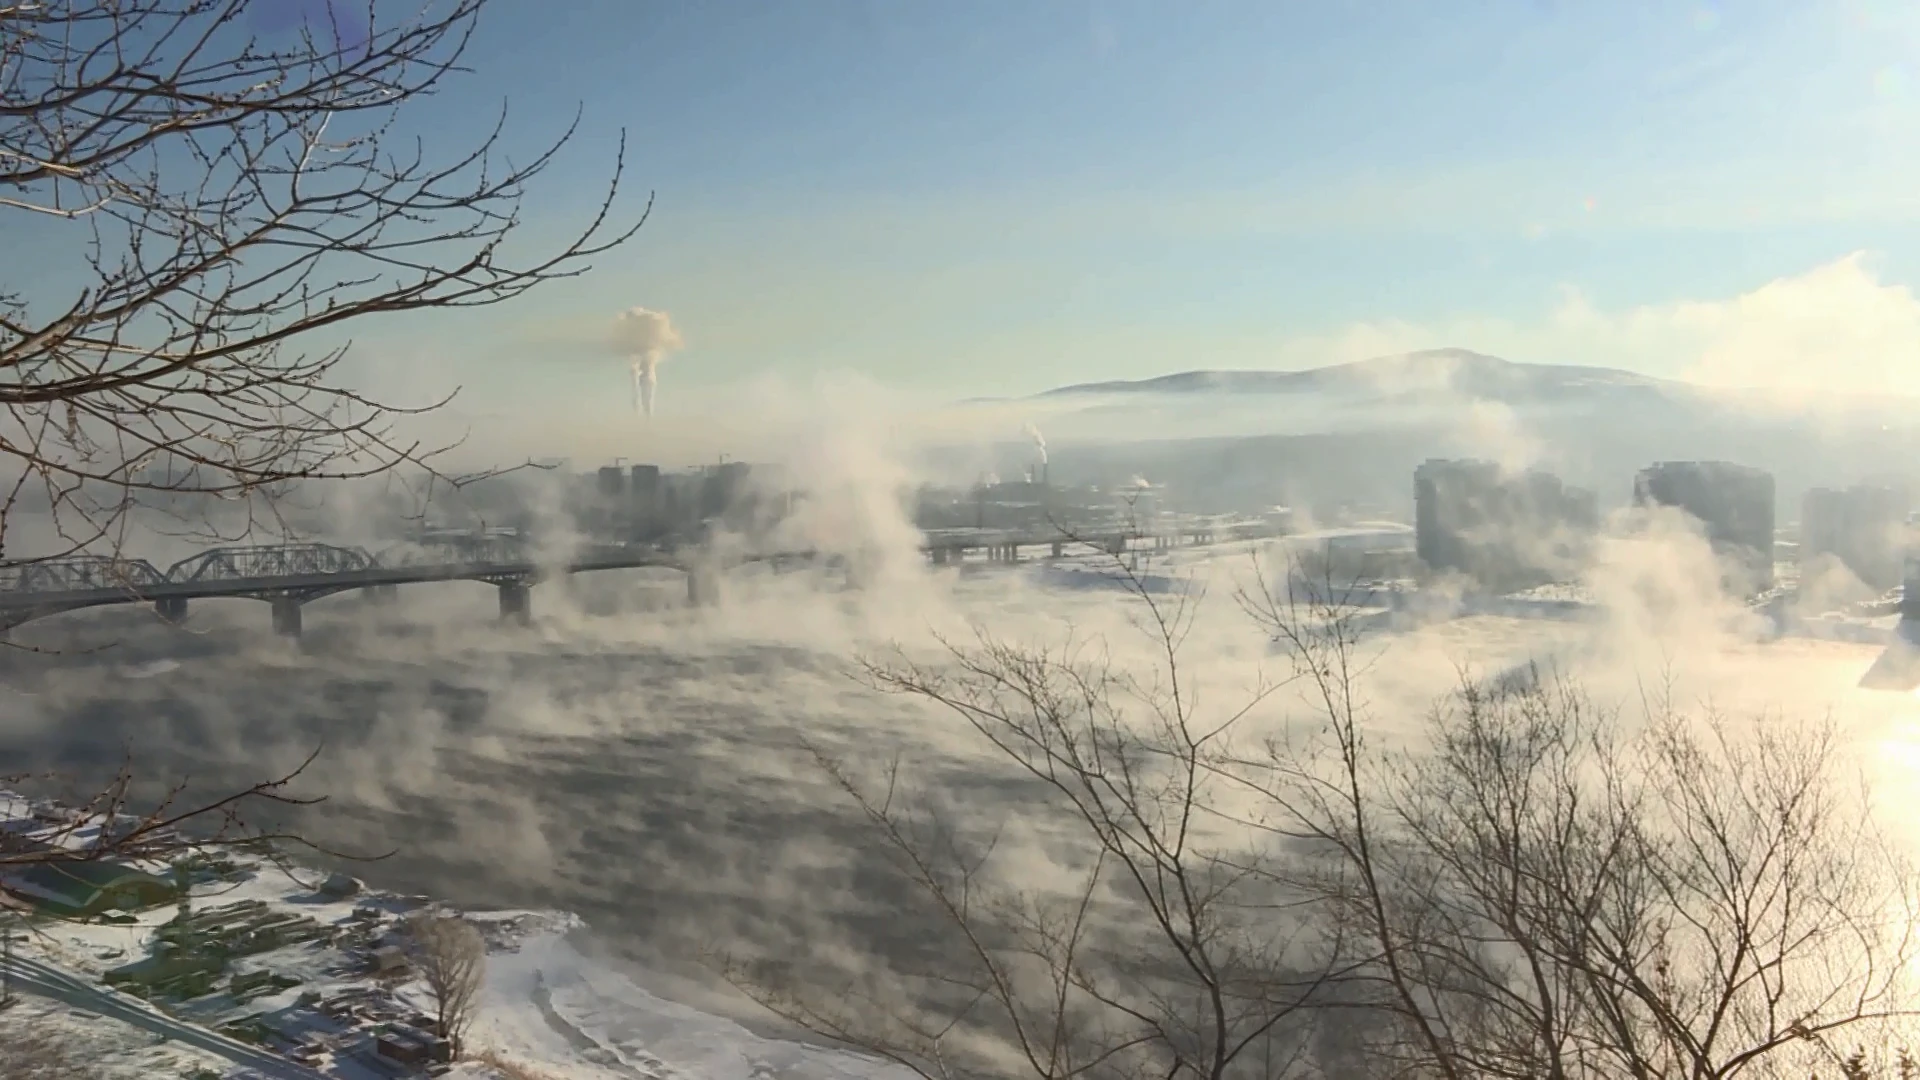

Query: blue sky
left=414, top=0, right=1920, bottom=406
left=42, top=1, right=1920, bottom=421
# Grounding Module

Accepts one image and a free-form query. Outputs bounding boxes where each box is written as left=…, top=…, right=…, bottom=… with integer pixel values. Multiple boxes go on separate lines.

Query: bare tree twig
left=0, top=0, right=646, bottom=556
left=0, top=0, right=640, bottom=895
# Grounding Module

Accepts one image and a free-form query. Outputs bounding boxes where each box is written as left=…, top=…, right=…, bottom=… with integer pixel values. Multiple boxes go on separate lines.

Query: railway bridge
left=0, top=538, right=701, bottom=638
left=0, top=525, right=1235, bottom=639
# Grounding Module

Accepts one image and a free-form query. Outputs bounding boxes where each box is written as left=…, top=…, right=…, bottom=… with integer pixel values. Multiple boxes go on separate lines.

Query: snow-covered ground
left=471, top=929, right=902, bottom=1080
left=6, top=859, right=905, bottom=1080
left=0, top=992, right=235, bottom=1079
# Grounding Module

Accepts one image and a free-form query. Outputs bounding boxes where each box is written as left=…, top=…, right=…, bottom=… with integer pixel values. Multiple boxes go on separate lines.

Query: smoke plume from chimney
left=1023, top=422, right=1049, bottom=466
left=609, top=307, right=684, bottom=418
left=1023, top=422, right=1050, bottom=486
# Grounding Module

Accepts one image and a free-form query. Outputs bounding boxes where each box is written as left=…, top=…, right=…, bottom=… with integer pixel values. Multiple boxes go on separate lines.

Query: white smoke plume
left=1023, top=422, right=1049, bottom=465
left=609, top=307, right=684, bottom=418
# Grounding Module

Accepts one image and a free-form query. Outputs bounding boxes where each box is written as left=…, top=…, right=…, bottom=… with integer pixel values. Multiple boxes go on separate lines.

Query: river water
left=3, top=551, right=1917, bottom=1073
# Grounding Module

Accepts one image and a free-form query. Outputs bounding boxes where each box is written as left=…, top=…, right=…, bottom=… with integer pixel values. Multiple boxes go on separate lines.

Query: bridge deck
left=0, top=554, right=684, bottom=610
left=0, top=528, right=1233, bottom=622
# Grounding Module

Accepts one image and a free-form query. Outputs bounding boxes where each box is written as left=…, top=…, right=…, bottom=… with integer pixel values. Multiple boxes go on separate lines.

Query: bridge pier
left=686, top=569, right=717, bottom=607
left=0, top=539, right=707, bottom=641
left=1051, top=540, right=1064, bottom=558
left=270, top=598, right=302, bottom=638
left=497, top=582, right=531, bottom=625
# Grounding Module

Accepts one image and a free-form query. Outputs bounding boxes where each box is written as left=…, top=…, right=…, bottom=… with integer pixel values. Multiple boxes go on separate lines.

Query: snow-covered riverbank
left=3, top=853, right=902, bottom=1080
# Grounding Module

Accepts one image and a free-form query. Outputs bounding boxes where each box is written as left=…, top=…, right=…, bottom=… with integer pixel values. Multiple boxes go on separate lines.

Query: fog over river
left=5, top=543, right=1920, bottom=1054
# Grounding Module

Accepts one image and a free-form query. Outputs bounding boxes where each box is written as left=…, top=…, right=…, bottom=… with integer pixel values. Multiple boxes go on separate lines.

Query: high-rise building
left=1802, top=484, right=1908, bottom=591
left=660, top=479, right=684, bottom=531
left=595, top=466, right=626, bottom=499
left=702, top=461, right=752, bottom=520
left=1633, top=461, right=1776, bottom=592
left=1416, top=459, right=1500, bottom=575
left=628, top=464, right=663, bottom=538
left=1413, top=459, right=1598, bottom=587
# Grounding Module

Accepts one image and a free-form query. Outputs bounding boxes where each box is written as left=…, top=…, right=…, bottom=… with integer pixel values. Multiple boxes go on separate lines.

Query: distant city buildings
left=1632, top=461, right=1776, bottom=593
left=1413, top=459, right=1598, bottom=589
left=571, top=459, right=773, bottom=543
left=908, top=471, right=1158, bottom=536
left=1801, top=484, right=1909, bottom=591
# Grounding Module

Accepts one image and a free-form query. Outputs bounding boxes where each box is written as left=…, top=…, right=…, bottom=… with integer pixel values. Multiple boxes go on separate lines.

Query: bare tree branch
left=742, top=536, right=1920, bottom=1079
left=0, top=0, right=646, bottom=556
left=1234, top=554, right=1920, bottom=1080
left=0, top=745, right=390, bottom=871
left=0, top=0, right=639, bottom=901
left=406, top=911, right=486, bottom=1061
left=726, top=532, right=1341, bottom=1080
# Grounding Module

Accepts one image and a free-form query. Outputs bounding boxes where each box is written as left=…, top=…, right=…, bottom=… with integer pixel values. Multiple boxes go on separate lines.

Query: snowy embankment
left=0, top=992, right=240, bottom=1080
left=7, top=859, right=905, bottom=1080
left=472, top=925, right=905, bottom=1080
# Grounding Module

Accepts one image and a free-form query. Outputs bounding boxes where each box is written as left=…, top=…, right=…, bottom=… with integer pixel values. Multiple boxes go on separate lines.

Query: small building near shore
left=2, top=860, right=180, bottom=917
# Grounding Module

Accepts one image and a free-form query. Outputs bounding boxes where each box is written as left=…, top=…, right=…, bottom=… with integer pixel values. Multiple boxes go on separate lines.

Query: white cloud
left=1266, top=252, right=1920, bottom=404
left=1574, top=253, right=1920, bottom=398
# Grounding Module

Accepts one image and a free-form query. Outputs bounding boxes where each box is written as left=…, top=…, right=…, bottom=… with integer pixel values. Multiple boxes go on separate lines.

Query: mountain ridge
left=1038, top=348, right=1681, bottom=399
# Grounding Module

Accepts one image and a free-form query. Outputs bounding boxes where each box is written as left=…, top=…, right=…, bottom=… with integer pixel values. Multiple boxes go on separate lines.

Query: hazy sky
left=400, top=1, right=1918, bottom=403
left=38, top=1, right=1920, bottom=423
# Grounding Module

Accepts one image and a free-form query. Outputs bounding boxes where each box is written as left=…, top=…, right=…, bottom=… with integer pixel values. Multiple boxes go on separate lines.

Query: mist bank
left=934, top=351, right=1920, bottom=518
left=2, top=529, right=1918, bottom=1072
left=244, top=350, right=1920, bottom=534
left=1004, top=416, right=1920, bottom=519
left=8, top=368, right=1920, bottom=1071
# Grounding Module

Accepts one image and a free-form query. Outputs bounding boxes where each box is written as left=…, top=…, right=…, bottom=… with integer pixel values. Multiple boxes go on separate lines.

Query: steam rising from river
left=3, top=410, right=1920, bottom=1065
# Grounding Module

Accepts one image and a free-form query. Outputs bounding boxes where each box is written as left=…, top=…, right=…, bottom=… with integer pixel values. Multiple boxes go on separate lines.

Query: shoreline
left=0, top=835, right=900, bottom=1079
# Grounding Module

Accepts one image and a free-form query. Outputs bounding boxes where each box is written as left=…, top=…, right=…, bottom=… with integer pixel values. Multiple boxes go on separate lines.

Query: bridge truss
left=0, top=555, right=169, bottom=595
left=0, top=525, right=1200, bottom=635
left=164, top=544, right=379, bottom=585
left=0, top=538, right=545, bottom=602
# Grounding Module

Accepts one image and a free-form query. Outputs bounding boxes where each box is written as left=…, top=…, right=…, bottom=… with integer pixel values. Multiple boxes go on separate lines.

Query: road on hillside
left=1, top=952, right=327, bottom=1079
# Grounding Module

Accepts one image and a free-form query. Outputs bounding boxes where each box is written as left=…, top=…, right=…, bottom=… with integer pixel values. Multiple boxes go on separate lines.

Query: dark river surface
left=0, top=565, right=1257, bottom=1040
left=0, top=571, right=1031, bottom=955
left=5, top=555, right=1901, bottom=1075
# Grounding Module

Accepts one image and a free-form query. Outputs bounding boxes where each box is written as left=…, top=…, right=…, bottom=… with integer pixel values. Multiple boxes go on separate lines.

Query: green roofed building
left=4, top=861, right=180, bottom=917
